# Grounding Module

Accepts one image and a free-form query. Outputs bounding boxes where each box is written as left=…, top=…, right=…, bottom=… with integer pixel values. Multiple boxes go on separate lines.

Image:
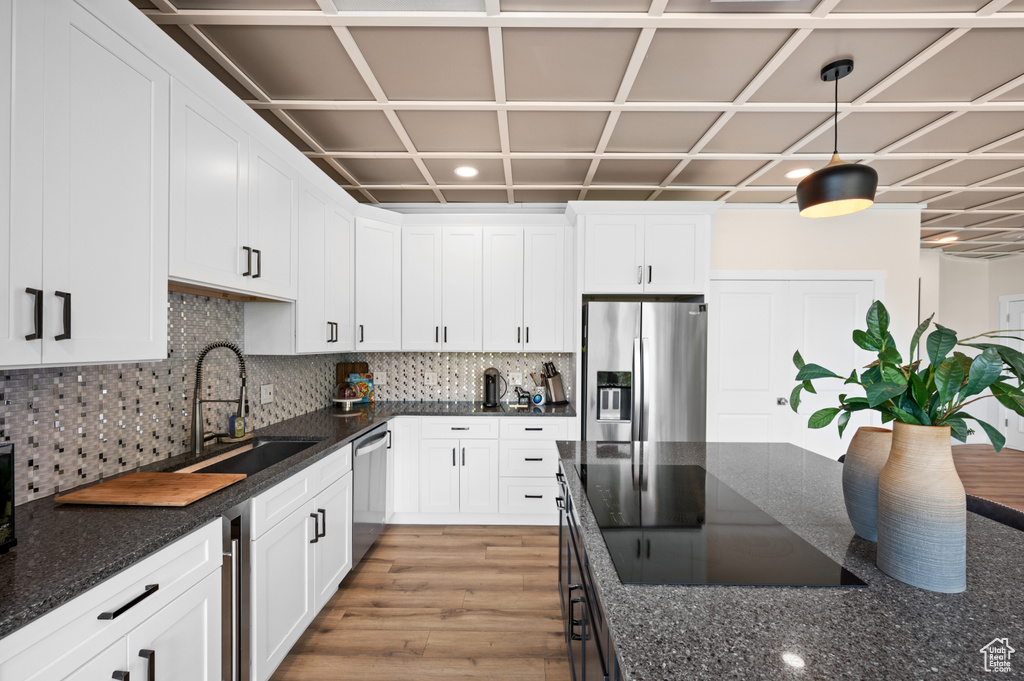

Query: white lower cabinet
left=314, top=472, right=353, bottom=612
left=389, top=416, right=421, bottom=517
left=420, top=438, right=499, bottom=515
left=62, top=640, right=128, bottom=681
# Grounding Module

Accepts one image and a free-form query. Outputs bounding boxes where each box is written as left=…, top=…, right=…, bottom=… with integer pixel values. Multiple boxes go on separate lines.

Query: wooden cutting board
left=54, top=472, right=246, bottom=507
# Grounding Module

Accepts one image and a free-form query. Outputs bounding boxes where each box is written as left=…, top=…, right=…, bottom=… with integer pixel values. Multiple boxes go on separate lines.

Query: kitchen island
left=557, top=440, right=1024, bottom=680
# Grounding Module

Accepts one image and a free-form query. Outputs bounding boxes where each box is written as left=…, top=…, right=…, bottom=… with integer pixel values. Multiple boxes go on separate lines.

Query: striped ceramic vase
left=876, top=422, right=967, bottom=593
left=842, top=426, right=892, bottom=542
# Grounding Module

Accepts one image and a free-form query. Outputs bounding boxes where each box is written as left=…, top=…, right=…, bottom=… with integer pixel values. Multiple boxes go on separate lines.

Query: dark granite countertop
left=0, top=400, right=574, bottom=639
left=556, top=441, right=1024, bottom=681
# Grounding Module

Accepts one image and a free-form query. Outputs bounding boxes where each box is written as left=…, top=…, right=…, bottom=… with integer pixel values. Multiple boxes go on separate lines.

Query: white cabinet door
left=643, top=215, right=705, bottom=294
left=170, top=80, right=248, bottom=291
left=127, top=569, right=221, bottom=681
left=482, top=226, right=524, bottom=352
left=583, top=215, right=644, bottom=294
left=62, top=640, right=128, bottom=681
left=420, top=438, right=460, bottom=514
left=402, top=225, right=442, bottom=351
left=390, top=416, right=420, bottom=515
left=356, top=218, right=402, bottom=351
left=327, top=202, right=355, bottom=352
left=295, top=184, right=329, bottom=354
left=523, top=225, right=565, bottom=352
left=251, top=503, right=316, bottom=681
left=40, top=0, right=169, bottom=366
left=459, top=439, right=499, bottom=514
left=313, top=471, right=353, bottom=612
left=247, top=139, right=297, bottom=299
left=441, top=226, right=483, bottom=351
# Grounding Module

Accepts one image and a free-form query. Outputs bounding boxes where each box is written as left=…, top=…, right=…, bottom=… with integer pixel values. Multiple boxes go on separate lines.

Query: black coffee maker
left=483, top=368, right=505, bottom=407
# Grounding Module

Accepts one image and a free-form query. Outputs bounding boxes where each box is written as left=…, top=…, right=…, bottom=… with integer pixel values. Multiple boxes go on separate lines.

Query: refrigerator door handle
left=632, top=337, right=642, bottom=442
left=641, top=337, right=650, bottom=442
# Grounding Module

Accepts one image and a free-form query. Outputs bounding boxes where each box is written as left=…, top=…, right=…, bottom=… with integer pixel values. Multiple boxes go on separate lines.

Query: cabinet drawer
left=0, top=521, right=220, bottom=681
left=250, top=466, right=314, bottom=539
left=314, top=443, right=352, bottom=494
left=499, top=417, right=569, bottom=441
left=420, top=417, right=498, bottom=440
left=499, top=478, right=560, bottom=515
left=500, top=440, right=560, bottom=478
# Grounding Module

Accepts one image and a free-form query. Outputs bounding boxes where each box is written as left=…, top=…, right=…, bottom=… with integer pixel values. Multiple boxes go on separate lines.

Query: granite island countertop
left=556, top=440, right=1024, bottom=681
left=0, top=400, right=573, bottom=639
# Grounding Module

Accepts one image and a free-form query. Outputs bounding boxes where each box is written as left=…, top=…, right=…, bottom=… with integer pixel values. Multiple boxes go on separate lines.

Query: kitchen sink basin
left=193, top=439, right=321, bottom=476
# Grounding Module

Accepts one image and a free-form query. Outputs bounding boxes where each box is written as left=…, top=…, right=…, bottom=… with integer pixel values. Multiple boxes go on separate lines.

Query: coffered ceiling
left=137, top=0, right=1024, bottom=258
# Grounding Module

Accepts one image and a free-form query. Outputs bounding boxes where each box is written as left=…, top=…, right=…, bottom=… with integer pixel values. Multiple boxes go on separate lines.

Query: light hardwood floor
left=270, top=525, right=569, bottom=681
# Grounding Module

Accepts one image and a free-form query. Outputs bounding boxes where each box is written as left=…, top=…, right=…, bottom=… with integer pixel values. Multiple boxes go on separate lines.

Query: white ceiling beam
left=811, top=0, right=844, bottom=18
left=977, top=0, right=1017, bottom=16
left=648, top=0, right=669, bottom=17
left=149, top=0, right=178, bottom=13
left=486, top=25, right=513, bottom=202
left=484, top=0, right=500, bottom=16
left=314, top=0, right=338, bottom=15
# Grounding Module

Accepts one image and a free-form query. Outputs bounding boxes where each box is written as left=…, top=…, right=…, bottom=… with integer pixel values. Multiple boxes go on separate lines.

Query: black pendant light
left=797, top=59, right=878, bottom=218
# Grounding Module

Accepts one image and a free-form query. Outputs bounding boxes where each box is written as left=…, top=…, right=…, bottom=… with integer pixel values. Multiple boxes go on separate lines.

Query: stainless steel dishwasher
left=352, top=424, right=388, bottom=566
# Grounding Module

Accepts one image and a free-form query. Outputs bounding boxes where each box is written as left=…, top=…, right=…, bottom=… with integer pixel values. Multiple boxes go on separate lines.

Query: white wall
left=988, top=254, right=1024, bottom=329
left=711, top=205, right=922, bottom=347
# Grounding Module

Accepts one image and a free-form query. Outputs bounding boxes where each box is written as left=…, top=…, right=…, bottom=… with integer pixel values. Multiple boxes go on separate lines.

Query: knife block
left=545, top=375, right=568, bottom=405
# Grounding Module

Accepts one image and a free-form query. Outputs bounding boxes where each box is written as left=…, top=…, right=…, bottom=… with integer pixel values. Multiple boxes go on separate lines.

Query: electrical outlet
left=509, top=372, right=523, bottom=386
left=424, top=371, right=439, bottom=385
left=375, top=370, right=387, bottom=385
left=260, top=384, right=274, bottom=405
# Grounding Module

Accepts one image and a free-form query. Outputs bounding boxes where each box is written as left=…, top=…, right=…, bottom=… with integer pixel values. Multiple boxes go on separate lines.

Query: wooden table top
left=952, top=444, right=1024, bottom=530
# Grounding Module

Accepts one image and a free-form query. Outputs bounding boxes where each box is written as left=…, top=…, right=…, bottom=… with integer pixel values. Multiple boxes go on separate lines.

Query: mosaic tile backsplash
left=1, top=292, right=575, bottom=506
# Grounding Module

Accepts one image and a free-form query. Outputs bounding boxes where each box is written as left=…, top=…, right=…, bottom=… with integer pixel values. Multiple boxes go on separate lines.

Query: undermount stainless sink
left=193, top=439, right=321, bottom=476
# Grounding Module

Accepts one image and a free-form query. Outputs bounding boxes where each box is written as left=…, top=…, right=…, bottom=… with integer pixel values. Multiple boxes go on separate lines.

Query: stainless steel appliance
left=0, top=443, right=15, bottom=554
left=352, top=424, right=388, bottom=565
left=583, top=300, right=708, bottom=442
left=483, top=367, right=503, bottom=408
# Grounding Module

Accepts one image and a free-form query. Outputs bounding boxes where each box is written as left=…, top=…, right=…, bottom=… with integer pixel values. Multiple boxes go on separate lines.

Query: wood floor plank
left=521, top=534, right=560, bottom=547
left=381, top=524, right=447, bottom=535
left=334, top=607, right=564, bottom=633
left=423, top=630, right=566, bottom=659
left=332, top=586, right=468, bottom=609
left=273, top=655, right=546, bottom=681
left=306, top=629, right=431, bottom=657
left=353, top=571, right=527, bottom=590
left=462, top=589, right=561, bottom=611
left=368, top=547, right=489, bottom=562
left=377, top=533, right=524, bottom=548
left=442, top=525, right=558, bottom=536
left=545, top=655, right=572, bottom=681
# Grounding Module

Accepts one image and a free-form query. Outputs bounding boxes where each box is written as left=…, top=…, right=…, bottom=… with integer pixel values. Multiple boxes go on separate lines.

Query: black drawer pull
left=525, top=494, right=543, bottom=499
left=524, top=427, right=543, bottom=431
left=318, top=508, right=327, bottom=538
left=25, top=287, right=43, bottom=341
left=242, top=246, right=252, bottom=276
left=54, top=291, right=71, bottom=341
left=555, top=496, right=565, bottom=509
left=310, top=513, right=320, bottom=543
left=451, top=426, right=469, bottom=431
left=98, top=584, right=159, bottom=620
left=253, top=248, right=262, bottom=278
left=139, top=649, right=155, bottom=680
left=112, top=672, right=130, bottom=681
left=524, top=457, right=543, bottom=462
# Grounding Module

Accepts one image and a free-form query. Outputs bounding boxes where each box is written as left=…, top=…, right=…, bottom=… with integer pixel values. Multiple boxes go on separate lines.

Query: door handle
left=648, top=265, right=652, bottom=284
left=253, top=249, right=262, bottom=278
left=777, top=397, right=789, bottom=406
left=310, top=513, right=320, bottom=544
left=24, top=288, right=43, bottom=341
left=637, top=266, right=642, bottom=284
left=242, top=246, right=252, bottom=276
left=444, top=326, right=447, bottom=343
left=462, top=447, right=466, bottom=466
left=525, top=327, right=529, bottom=344
left=517, top=327, right=521, bottom=344
left=452, top=447, right=456, bottom=467
left=359, top=324, right=364, bottom=343
left=317, top=508, right=327, bottom=538
left=327, top=322, right=333, bottom=343
left=54, top=291, right=71, bottom=341
left=98, top=584, right=159, bottom=619
left=139, top=649, right=155, bottom=681
left=435, top=326, right=439, bottom=343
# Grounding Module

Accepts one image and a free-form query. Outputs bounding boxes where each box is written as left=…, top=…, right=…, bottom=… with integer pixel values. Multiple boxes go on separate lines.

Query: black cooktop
left=576, top=461, right=866, bottom=587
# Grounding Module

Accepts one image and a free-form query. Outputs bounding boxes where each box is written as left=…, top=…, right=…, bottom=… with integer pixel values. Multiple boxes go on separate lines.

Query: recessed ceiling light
left=938, top=236, right=959, bottom=243
left=455, top=166, right=478, bottom=178
left=785, top=168, right=814, bottom=180
left=782, top=652, right=806, bottom=669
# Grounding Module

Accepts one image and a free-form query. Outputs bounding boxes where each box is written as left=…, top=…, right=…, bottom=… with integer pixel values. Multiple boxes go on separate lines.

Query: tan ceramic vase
left=876, top=422, right=967, bottom=593
left=842, top=426, right=892, bottom=542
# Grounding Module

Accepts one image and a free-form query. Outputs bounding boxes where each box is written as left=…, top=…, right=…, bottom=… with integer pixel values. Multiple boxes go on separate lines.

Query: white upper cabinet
left=401, top=225, right=443, bottom=351
left=293, top=185, right=330, bottom=353
left=326, top=202, right=355, bottom=351
left=482, top=226, right=524, bottom=352
left=583, top=213, right=711, bottom=295
left=170, top=83, right=297, bottom=300
left=1, top=0, right=169, bottom=369
left=356, top=217, right=402, bottom=351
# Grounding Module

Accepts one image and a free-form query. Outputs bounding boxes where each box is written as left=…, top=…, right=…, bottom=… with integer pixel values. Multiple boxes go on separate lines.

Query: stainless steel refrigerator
left=583, top=301, right=707, bottom=442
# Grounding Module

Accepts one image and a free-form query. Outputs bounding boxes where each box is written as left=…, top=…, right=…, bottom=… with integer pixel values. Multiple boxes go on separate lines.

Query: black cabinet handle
left=636, top=538, right=641, bottom=559
left=386, top=430, right=392, bottom=449
left=359, top=324, right=364, bottom=343
left=525, top=327, right=529, bottom=344
left=327, top=322, right=333, bottom=343
left=525, top=494, right=543, bottom=499
left=54, top=291, right=71, bottom=341
left=242, top=246, right=252, bottom=276
left=318, top=508, right=327, bottom=538
left=435, top=326, right=439, bottom=343
left=310, top=513, right=320, bottom=543
left=112, top=672, right=130, bottom=681
left=462, top=447, right=465, bottom=466
left=555, top=472, right=565, bottom=481
left=569, top=597, right=585, bottom=641
left=648, top=265, right=652, bottom=284
left=253, top=249, right=262, bottom=279
left=451, top=427, right=469, bottom=431
left=452, top=447, right=456, bottom=467
left=524, top=457, right=543, bottom=462
left=555, top=496, right=565, bottom=509
left=25, top=288, right=43, bottom=341
left=98, top=584, right=159, bottom=620
left=517, top=327, right=521, bottom=343
left=525, top=427, right=543, bottom=431
left=444, top=326, right=447, bottom=343
left=139, top=649, right=155, bottom=681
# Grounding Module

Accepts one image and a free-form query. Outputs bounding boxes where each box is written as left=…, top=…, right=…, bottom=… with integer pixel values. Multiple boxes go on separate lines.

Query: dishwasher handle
left=354, top=431, right=389, bottom=457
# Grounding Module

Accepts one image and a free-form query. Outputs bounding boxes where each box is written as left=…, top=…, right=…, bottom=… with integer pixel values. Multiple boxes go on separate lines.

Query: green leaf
left=889, top=404, right=921, bottom=425
left=879, top=345, right=903, bottom=365
left=881, top=412, right=895, bottom=424
left=866, top=301, right=890, bottom=343
left=852, top=330, right=880, bottom=352
left=837, top=411, right=852, bottom=438
left=910, top=314, right=934, bottom=362
left=803, top=379, right=817, bottom=395
left=793, top=349, right=806, bottom=370
left=991, top=381, right=1024, bottom=417
left=844, top=397, right=869, bottom=406
left=962, top=347, right=1004, bottom=398
left=927, top=328, right=957, bottom=367
left=808, top=407, right=841, bottom=429
left=844, top=370, right=859, bottom=386
left=789, top=384, right=803, bottom=413
left=934, top=358, right=964, bottom=405
left=908, top=371, right=930, bottom=409
left=796, top=364, right=843, bottom=381
left=945, top=416, right=970, bottom=443
left=861, top=366, right=881, bottom=385
left=865, top=382, right=908, bottom=408
left=960, top=412, right=1006, bottom=452
left=899, top=391, right=931, bottom=426
left=881, top=365, right=908, bottom=386
left=953, top=351, right=973, bottom=378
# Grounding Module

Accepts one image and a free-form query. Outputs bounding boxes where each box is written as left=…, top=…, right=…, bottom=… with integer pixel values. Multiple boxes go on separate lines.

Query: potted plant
left=791, top=301, right=1024, bottom=593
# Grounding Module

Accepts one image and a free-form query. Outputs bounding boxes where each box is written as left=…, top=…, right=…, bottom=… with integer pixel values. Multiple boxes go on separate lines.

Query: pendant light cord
left=833, top=75, right=839, bottom=155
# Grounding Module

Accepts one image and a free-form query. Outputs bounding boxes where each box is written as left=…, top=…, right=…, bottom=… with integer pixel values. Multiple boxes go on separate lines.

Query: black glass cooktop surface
left=576, top=462, right=866, bottom=587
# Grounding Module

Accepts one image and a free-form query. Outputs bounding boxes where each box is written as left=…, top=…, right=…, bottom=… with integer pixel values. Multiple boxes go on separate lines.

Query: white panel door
left=523, top=225, right=565, bottom=352
left=251, top=503, right=315, bottom=681
left=420, top=439, right=460, bottom=513
left=707, top=280, right=794, bottom=444
left=583, top=215, right=645, bottom=294
left=643, top=215, right=705, bottom=294
left=127, top=569, right=221, bottom=681
left=62, top=640, right=128, bottom=681
left=295, top=184, right=329, bottom=353
left=355, top=218, right=402, bottom=351
left=247, top=139, right=297, bottom=299
left=1004, top=299, right=1024, bottom=451
left=327, top=203, right=355, bottom=351
left=169, top=81, right=248, bottom=290
left=313, top=471, right=352, bottom=612
left=401, top=225, right=442, bottom=351
left=441, top=225, right=483, bottom=351
left=41, top=0, right=169, bottom=365
left=459, top=439, right=499, bottom=514
left=390, top=417, right=420, bottom=515
left=482, top=226, right=524, bottom=351
left=789, top=280, right=876, bottom=459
